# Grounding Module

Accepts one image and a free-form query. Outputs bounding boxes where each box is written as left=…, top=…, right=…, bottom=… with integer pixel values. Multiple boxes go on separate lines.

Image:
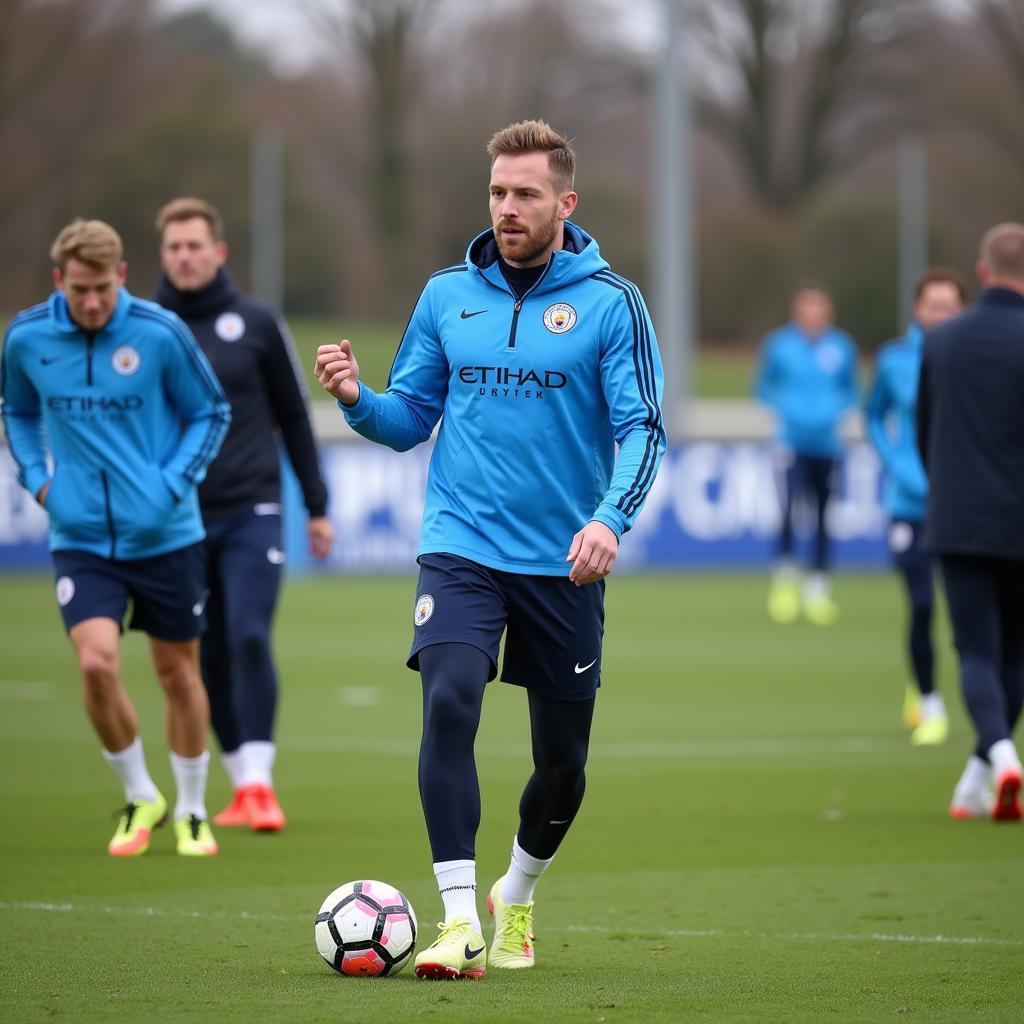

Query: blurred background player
left=917, top=223, right=1024, bottom=822
left=866, top=268, right=966, bottom=746
left=753, top=285, right=859, bottom=625
left=0, top=218, right=230, bottom=856
left=316, top=119, right=664, bottom=979
left=155, top=198, right=334, bottom=832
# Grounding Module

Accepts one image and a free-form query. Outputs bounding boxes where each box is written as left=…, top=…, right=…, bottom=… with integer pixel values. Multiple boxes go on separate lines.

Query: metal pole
left=650, top=0, right=693, bottom=439
left=898, top=136, right=928, bottom=330
left=251, top=131, right=285, bottom=311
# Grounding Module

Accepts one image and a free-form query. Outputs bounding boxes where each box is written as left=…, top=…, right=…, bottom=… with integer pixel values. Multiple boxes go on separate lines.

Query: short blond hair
left=486, top=119, right=576, bottom=193
left=155, top=196, right=224, bottom=241
left=980, top=223, right=1024, bottom=279
left=50, top=219, right=123, bottom=272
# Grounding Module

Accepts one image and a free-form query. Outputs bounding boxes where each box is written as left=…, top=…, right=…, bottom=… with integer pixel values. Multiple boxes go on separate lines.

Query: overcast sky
left=156, top=0, right=664, bottom=75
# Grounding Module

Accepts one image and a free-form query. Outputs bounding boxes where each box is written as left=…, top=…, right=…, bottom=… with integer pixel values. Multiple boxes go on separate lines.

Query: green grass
left=286, top=317, right=756, bottom=400
left=1, top=573, right=1021, bottom=1023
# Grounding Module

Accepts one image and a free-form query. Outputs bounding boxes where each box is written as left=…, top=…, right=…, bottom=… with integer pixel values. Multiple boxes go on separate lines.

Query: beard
left=494, top=211, right=560, bottom=266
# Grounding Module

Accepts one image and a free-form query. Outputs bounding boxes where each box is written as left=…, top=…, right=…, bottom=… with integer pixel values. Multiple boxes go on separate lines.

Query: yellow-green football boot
left=108, top=792, right=168, bottom=857
left=413, top=918, right=487, bottom=979
left=902, top=684, right=922, bottom=730
left=911, top=713, right=949, bottom=746
left=767, top=576, right=801, bottom=624
left=803, top=593, right=839, bottom=626
left=174, top=814, right=219, bottom=857
left=487, top=881, right=535, bottom=969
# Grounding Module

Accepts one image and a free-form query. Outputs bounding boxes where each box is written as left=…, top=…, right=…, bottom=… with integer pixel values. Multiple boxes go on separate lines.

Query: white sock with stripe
left=499, top=836, right=553, bottom=905
left=170, top=750, right=210, bottom=821
left=433, top=859, right=480, bottom=932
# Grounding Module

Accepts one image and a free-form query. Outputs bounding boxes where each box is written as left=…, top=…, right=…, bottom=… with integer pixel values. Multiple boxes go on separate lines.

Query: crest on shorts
left=889, top=521, right=914, bottom=554
left=112, top=346, right=140, bottom=375
left=56, top=576, right=75, bottom=607
left=414, top=593, right=435, bottom=626
left=542, top=303, right=577, bottom=334
left=215, top=312, right=246, bottom=342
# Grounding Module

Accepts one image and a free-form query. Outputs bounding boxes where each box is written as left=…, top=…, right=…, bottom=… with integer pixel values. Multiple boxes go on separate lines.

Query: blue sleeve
left=591, top=288, right=666, bottom=539
left=341, top=283, right=448, bottom=452
left=865, top=355, right=897, bottom=472
left=0, top=327, right=50, bottom=500
left=159, top=315, right=232, bottom=499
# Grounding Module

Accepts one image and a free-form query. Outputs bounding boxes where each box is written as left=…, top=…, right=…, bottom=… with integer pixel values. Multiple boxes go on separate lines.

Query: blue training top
left=865, top=322, right=928, bottom=522
left=340, top=222, right=666, bottom=575
left=753, top=321, right=859, bottom=457
left=1, top=288, right=231, bottom=559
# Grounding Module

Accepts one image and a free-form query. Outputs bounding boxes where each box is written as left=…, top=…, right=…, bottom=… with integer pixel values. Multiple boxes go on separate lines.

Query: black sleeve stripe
left=385, top=267, right=466, bottom=386
left=591, top=271, right=665, bottom=518
left=430, top=264, right=468, bottom=280
left=129, top=308, right=230, bottom=483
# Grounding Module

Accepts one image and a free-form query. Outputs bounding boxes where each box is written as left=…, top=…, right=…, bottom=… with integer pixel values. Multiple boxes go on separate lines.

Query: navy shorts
left=408, top=552, right=605, bottom=700
left=51, top=543, right=208, bottom=642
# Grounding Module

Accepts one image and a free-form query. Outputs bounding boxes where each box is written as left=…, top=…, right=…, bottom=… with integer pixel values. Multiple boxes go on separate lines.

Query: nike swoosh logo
left=40, top=356, right=59, bottom=365
left=460, top=309, right=487, bottom=319
left=464, top=943, right=485, bottom=959
left=574, top=659, right=597, bottom=674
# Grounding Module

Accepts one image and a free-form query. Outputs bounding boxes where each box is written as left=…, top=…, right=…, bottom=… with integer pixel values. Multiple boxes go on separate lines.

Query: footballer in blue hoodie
left=753, top=285, right=858, bottom=626
left=1, top=219, right=230, bottom=857
left=316, top=121, right=665, bottom=979
left=866, top=268, right=966, bottom=745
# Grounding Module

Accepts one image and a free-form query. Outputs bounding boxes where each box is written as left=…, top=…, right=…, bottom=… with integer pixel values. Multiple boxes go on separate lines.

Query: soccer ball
left=314, top=880, right=418, bottom=977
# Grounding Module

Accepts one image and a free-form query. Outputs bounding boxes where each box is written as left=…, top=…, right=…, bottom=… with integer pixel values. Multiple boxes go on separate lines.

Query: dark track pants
left=201, top=509, right=284, bottom=753
left=941, top=554, right=1024, bottom=759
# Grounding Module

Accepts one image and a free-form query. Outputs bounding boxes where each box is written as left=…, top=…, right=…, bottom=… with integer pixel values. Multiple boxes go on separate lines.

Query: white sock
left=499, top=836, right=553, bottom=905
left=773, top=560, right=799, bottom=582
left=102, top=738, right=160, bottom=804
left=803, top=572, right=830, bottom=601
left=239, top=741, right=275, bottom=787
left=987, top=738, right=1022, bottom=778
left=920, top=693, right=946, bottom=721
left=222, top=748, right=246, bottom=790
left=170, top=750, right=210, bottom=821
left=954, top=755, right=991, bottom=795
left=433, top=859, right=480, bottom=932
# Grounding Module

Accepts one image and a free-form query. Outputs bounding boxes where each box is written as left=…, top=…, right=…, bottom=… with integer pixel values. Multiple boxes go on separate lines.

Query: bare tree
left=689, top=0, right=931, bottom=210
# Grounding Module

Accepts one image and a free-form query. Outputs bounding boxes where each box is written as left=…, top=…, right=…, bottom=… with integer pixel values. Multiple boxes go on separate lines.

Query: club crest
left=543, top=303, right=577, bottom=334
left=112, top=346, right=140, bottom=375
left=414, top=594, right=435, bottom=626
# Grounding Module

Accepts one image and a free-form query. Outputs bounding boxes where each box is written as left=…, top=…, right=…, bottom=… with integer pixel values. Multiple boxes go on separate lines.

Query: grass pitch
left=0, top=572, right=1021, bottom=1023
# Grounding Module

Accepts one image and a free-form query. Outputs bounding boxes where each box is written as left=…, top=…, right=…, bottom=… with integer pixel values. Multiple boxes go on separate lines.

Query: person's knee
left=232, top=625, right=271, bottom=666
left=155, top=659, right=203, bottom=702
left=424, top=680, right=478, bottom=735
left=77, top=643, right=118, bottom=690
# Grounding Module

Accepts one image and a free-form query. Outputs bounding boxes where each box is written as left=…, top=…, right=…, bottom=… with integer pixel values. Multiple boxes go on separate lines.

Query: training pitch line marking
left=286, top=735, right=907, bottom=759
left=2, top=901, right=1021, bottom=949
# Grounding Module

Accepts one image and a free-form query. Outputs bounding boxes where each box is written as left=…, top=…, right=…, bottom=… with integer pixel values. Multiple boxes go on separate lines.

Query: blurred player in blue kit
left=866, top=268, right=966, bottom=746
left=754, top=285, right=859, bottom=625
left=1, top=219, right=230, bottom=856
left=316, top=120, right=665, bottom=979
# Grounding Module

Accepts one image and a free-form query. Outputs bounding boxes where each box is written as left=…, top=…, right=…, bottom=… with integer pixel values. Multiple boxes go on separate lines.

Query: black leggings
left=417, top=642, right=595, bottom=862
left=779, top=454, right=834, bottom=572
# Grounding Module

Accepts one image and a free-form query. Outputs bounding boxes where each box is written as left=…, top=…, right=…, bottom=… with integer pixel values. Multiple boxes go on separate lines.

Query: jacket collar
left=978, top=286, right=1024, bottom=310
left=153, top=267, right=239, bottom=318
left=466, top=221, right=609, bottom=295
left=48, top=286, right=132, bottom=336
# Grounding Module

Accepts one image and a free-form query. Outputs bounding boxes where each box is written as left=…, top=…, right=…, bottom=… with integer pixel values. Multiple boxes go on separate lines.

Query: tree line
left=2, top=0, right=1023, bottom=348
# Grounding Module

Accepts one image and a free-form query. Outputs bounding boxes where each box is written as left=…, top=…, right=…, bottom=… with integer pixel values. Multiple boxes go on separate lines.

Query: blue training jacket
left=1, top=288, right=231, bottom=559
left=865, top=322, right=928, bottom=522
left=753, top=322, right=859, bottom=457
left=341, top=222, right=666, bottom=575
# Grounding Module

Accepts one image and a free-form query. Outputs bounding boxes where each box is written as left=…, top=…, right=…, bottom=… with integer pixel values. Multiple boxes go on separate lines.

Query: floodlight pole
left=898, top=136, right=928, bottom=331
left=251, top=131, right=285, bottom=312
left=650, top=0, right=694, bottom=439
